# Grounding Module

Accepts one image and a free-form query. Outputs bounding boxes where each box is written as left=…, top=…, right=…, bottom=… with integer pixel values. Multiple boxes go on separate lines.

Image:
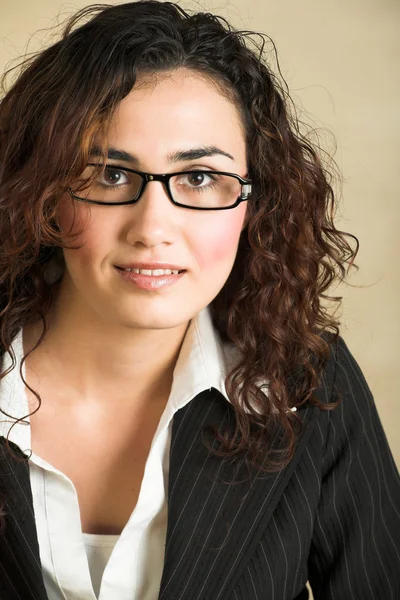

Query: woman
left=0, top=1, right=399, bottom=599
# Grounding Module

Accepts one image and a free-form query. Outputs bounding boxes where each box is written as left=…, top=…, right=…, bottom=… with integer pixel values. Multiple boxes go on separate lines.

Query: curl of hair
left=0, top=0, right=359, bottom=532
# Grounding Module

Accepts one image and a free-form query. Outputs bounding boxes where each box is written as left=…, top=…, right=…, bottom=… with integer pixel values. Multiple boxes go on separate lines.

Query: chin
left=113, top=305, right=195, bottom=332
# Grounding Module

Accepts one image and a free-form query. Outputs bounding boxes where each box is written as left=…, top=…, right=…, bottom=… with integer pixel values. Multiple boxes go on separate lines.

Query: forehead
left=107, top=69, right=247, bottom=164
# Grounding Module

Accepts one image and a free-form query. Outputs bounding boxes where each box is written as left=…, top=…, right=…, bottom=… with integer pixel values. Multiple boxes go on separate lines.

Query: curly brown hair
left=0, top=0, right=359, bottom=531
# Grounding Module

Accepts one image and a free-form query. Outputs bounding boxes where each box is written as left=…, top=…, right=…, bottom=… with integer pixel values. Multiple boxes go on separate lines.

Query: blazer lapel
left=158, top=388, right=317, bottom=600
left=0, top=388, right=316, bottom=600
left=0, top=437, right=48, bottom=600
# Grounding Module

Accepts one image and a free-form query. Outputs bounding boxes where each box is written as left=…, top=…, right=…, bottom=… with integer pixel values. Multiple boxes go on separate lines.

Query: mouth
left=114, top=265, right=186, bottom=291
left=114, top=266, right=186, bottom=276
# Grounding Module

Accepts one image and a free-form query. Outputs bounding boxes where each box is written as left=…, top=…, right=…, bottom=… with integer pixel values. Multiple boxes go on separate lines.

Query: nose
left=124, top=178, right=181, bottom=248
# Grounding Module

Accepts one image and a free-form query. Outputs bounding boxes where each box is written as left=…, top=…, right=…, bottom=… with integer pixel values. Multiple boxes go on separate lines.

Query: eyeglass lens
left=72, top=165, right=244, bottom=208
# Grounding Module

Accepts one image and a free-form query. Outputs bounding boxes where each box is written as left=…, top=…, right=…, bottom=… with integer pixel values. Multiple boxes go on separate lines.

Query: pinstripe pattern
left=0, top=335, right=399, bottom=599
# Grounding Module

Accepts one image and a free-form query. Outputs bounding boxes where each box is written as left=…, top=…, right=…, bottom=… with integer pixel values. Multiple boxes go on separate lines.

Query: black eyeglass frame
left=68, top=163, right=253, bottom=211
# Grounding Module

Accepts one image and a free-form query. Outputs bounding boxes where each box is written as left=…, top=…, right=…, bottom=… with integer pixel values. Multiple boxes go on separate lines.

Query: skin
left=24, top=68, right=249, bottom=416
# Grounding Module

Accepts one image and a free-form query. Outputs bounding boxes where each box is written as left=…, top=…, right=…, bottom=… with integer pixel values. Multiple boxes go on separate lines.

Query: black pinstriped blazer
left=0, top=335, right=399, bottom=599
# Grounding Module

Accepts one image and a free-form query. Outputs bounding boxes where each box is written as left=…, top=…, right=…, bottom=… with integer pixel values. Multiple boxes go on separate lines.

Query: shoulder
left=303, top=333, right=384, bottom=464
left=328, top=334, right=377, bottom=419
left=316, top=332, right=374, bottom=411
left=315, top=334, right=399, bottom=481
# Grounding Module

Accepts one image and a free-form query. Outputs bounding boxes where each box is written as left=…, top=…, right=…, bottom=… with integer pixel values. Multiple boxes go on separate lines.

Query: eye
left=187, top=172, right=208, bottom=186
left=100, top=167, right=129, bottom=186
left=179, top=171, right=217, bottom=188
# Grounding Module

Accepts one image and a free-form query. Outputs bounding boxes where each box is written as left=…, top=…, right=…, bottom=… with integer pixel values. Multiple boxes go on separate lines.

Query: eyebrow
left=89, top=145, right=235, bottom=164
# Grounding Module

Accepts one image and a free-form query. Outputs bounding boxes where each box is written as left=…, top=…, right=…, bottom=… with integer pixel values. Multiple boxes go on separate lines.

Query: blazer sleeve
left=308, top=336, right=400, bottom=599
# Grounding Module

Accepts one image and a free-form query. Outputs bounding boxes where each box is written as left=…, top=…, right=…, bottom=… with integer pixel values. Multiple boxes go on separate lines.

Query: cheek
left=57, top=196, right=110, bottom=252
left=193, top=206, right=246, bottom=269
left=56, top=198, right=112, bottom=272
left=57, top=194, right=90, bottom=239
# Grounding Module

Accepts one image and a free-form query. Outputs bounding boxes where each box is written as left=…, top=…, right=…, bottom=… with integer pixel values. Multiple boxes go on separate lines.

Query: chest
left=27, top=391, right=167, bottom=535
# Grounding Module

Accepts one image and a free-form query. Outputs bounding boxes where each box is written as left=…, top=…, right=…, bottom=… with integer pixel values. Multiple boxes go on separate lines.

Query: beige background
left=1, top=0, right=399, bottom=469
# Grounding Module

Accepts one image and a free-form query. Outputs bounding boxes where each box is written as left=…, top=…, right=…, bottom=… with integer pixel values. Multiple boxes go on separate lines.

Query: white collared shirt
left=0, top=307, right=237, bottom=599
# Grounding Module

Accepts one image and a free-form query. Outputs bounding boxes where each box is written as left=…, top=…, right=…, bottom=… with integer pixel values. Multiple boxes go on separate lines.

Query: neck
left=23, top=275, right=190, bottom=410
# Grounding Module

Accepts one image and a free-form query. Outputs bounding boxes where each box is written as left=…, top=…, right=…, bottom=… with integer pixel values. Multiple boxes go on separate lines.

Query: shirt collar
left=0, top=328, right=30, bottom=451
left=168, top=305, right=236, bottom=411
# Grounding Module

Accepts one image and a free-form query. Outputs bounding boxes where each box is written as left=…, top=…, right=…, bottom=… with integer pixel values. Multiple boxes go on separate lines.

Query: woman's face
left=56, top=69, right=249, bottom=330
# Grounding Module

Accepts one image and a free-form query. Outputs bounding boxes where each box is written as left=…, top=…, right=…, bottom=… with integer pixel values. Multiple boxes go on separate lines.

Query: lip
left=115, top=262, right=186, bottom=272
left=116, top=267, right=185, bottom=290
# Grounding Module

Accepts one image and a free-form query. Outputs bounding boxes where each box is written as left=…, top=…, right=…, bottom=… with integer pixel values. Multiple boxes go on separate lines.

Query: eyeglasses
left=68, top=163, right=252, bottom=211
